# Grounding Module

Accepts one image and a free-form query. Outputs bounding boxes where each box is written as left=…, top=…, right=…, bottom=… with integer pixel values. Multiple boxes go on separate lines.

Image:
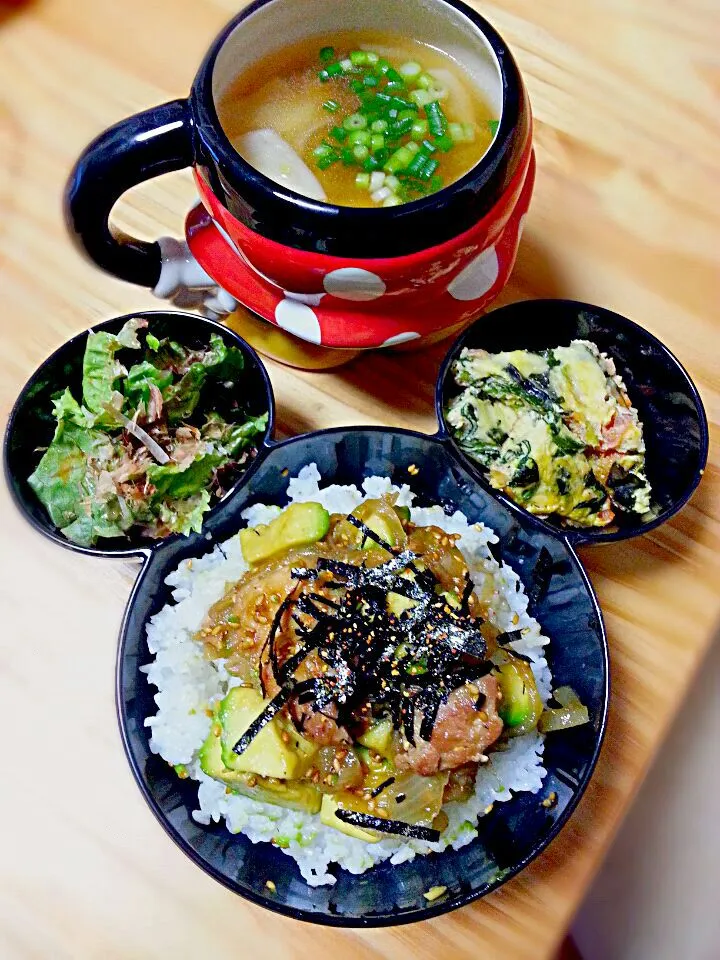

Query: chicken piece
left=396, top=676, right=503, bottom=775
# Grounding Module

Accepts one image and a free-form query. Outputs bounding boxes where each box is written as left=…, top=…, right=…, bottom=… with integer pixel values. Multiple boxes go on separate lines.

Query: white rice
left=142, top=465, right=550, bottom=886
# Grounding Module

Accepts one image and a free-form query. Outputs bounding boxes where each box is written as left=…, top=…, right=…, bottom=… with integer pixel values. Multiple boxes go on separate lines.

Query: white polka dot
left=323, top=268, right=386, bottom=301
left=283, top=290, right=326, bottom=306
left=447, top=246, right=499, bottom=301
left=274, top=299, right=322, bottom=344
left=381, top=331, right=421, bottom=346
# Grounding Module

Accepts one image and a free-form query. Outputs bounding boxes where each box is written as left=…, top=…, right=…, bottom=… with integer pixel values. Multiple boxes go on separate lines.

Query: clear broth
left=217, top=30, right=497, bottom=207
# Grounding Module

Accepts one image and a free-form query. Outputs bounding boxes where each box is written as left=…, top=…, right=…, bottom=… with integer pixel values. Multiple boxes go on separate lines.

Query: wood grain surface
left=0, top=1, right=718, bottom=958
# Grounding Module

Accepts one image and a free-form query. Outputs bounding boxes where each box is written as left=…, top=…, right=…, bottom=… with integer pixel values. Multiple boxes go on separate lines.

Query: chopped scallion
left=418, top=157, right=439, bottom=180
left=362, top=155, right=381, bottom=172
left=370, top=133, right=385, bottom=153
left=388, top=116, right=414, bottom=138
left=371, top=119, right=388, bottom=133
left=339, top=58, right=354, bottom=73
left=343, top=112, right=368, bottom=131
left=399, top=61, right=422, bottom=80
left=317, top=154, right=339, bottom=170
left=350, top=50, right=368, bottom=66
left=369, top=171, right=386, bottom=191
left=351, top=79, right=365, bottom=94
left=422, top=138, right=437, bottom=153
left=488, top=118, right=499, bottom=135
left=323, top=99, right=340, bottom=113
left=340, top=147, right=355, bottom=165
left=346, top=128, right=370, bottom=145
left=363, top=74, right=378, bottom=87
left=384, top=174, right=400, bottom=191
left=319, top=46, right=335, bottom=63
left=365, top=51, right=380, bottom=65
left=355, top=171, right=371, bottom=188
left=383, top=193, right=402, bottom=207
left=416, top=72, right=433, bottom=90
left=371, top=185, right=392, bottom=202
left=330, top=125, right=347, bottom=143
left=425, top=100, right=447, bottom=137
left=448, top=122, right=465, bottom=143
left=410, top=88, right=434, bottom=108
left=384, top=144, right=415, bottom=173
left=353, top=144, right=370, bottom=161
left=406, top=150, right=430, bottom=177
left=433, top=133, right=453, bottom=152
left=410, top=119, right=429, bottom=140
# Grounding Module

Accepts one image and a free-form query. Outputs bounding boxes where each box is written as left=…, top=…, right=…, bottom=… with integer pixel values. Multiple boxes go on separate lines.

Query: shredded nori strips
left=335, top=809, right=440, bottom=842
left=527, top=546, right=554, bottom=607
left=369, top=777, right=395, bottom=798
left=231, top=510, right=492, bottom=758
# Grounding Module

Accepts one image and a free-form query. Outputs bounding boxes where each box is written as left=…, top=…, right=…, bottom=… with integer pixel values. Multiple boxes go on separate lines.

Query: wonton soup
left=217, top=31, right=498, bottom=208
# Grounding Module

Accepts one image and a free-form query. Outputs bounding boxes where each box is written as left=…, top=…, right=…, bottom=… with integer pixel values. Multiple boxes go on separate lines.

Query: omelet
left=447, top=340, right=652, bottom=528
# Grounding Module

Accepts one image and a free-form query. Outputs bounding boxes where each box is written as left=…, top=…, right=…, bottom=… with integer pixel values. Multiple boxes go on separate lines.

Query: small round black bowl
left=117, top=427, right=608, bottom=926
left=436, top=299, right=709, bottom=545
left=3, top=310, right=274, bottom=559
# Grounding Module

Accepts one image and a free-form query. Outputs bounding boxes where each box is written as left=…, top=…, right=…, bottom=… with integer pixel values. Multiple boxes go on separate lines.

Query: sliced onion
left=538, top=686, right=590, bottom=733
left=118, top=411, right=170, bottom=464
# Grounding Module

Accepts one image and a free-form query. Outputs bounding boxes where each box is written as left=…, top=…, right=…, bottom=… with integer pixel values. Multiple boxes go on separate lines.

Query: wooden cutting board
left=0, top=1, right=718, bottom=958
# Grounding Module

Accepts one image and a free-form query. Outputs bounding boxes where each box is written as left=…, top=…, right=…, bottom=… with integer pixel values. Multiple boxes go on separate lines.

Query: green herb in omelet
left=446, top=340, right=652, bottom=528
left=28, top=318, right=267, bottom=546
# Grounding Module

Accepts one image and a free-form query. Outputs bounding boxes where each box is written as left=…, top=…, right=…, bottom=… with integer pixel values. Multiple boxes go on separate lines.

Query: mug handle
left=64, top=99, right=194, bottom=288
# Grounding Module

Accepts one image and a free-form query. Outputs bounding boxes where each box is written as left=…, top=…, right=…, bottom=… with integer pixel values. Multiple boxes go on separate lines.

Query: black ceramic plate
left=116, top=428, right=608, bottom=926
left=437, top=299, right=709, bottom=545
left=3, top=310, right=274, bottom=558
left=11, top=297, right=705, bottom=925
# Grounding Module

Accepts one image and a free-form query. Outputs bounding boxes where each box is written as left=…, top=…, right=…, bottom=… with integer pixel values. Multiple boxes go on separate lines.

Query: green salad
left=28, top=318, right=267, bottom=546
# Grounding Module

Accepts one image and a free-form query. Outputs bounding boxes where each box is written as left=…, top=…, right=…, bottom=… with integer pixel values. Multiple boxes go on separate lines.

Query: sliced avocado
left=218, top=687, right=317, bottom=779
left=232, top=776, right=322, bottom=813
left=496, top=658, right=543, bottom=735
left=320, top=794, right=382, bottom=843
left=357, top=718, right=394, bottom=757
left=239, top=501, right=330, bottom=564
left=199, top=721, right=321, bottom=812
left=361, top=512, right=399, bottom=549
left=199, top=718, right=235, bottom=778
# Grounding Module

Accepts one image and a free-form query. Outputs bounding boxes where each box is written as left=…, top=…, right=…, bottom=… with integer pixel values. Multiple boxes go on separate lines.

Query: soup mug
left=65, top=0, right=534, bottom=350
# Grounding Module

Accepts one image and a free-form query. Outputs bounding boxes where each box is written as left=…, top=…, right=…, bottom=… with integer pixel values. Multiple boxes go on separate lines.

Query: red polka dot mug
left=65, top=0, right=534, bottom=351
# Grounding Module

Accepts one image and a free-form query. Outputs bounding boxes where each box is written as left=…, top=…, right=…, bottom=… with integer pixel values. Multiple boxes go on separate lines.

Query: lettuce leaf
left=123, top=361, right=173, bottom=409
left=146, top=451, right=224, bottom=501
left=156, top=489, right=211, bottom=536
left=82, top=317, right=145, bottom=422
left=27, top=418, right=109, bottom=533
left=204, top=412, right=268, bottom=457
left=163, top=335, right=245, bottom=423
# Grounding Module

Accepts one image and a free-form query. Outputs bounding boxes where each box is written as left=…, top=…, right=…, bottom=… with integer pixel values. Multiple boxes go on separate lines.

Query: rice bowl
left=141, top=463, right=562, bottom=887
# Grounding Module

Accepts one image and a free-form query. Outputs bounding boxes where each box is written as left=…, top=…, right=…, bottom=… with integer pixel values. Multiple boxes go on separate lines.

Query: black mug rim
left=189, top=0, right=530, bottom=257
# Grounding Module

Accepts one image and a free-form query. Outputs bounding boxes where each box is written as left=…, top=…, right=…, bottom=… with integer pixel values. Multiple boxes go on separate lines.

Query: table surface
left=0, top=1, right=718, bottom=957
